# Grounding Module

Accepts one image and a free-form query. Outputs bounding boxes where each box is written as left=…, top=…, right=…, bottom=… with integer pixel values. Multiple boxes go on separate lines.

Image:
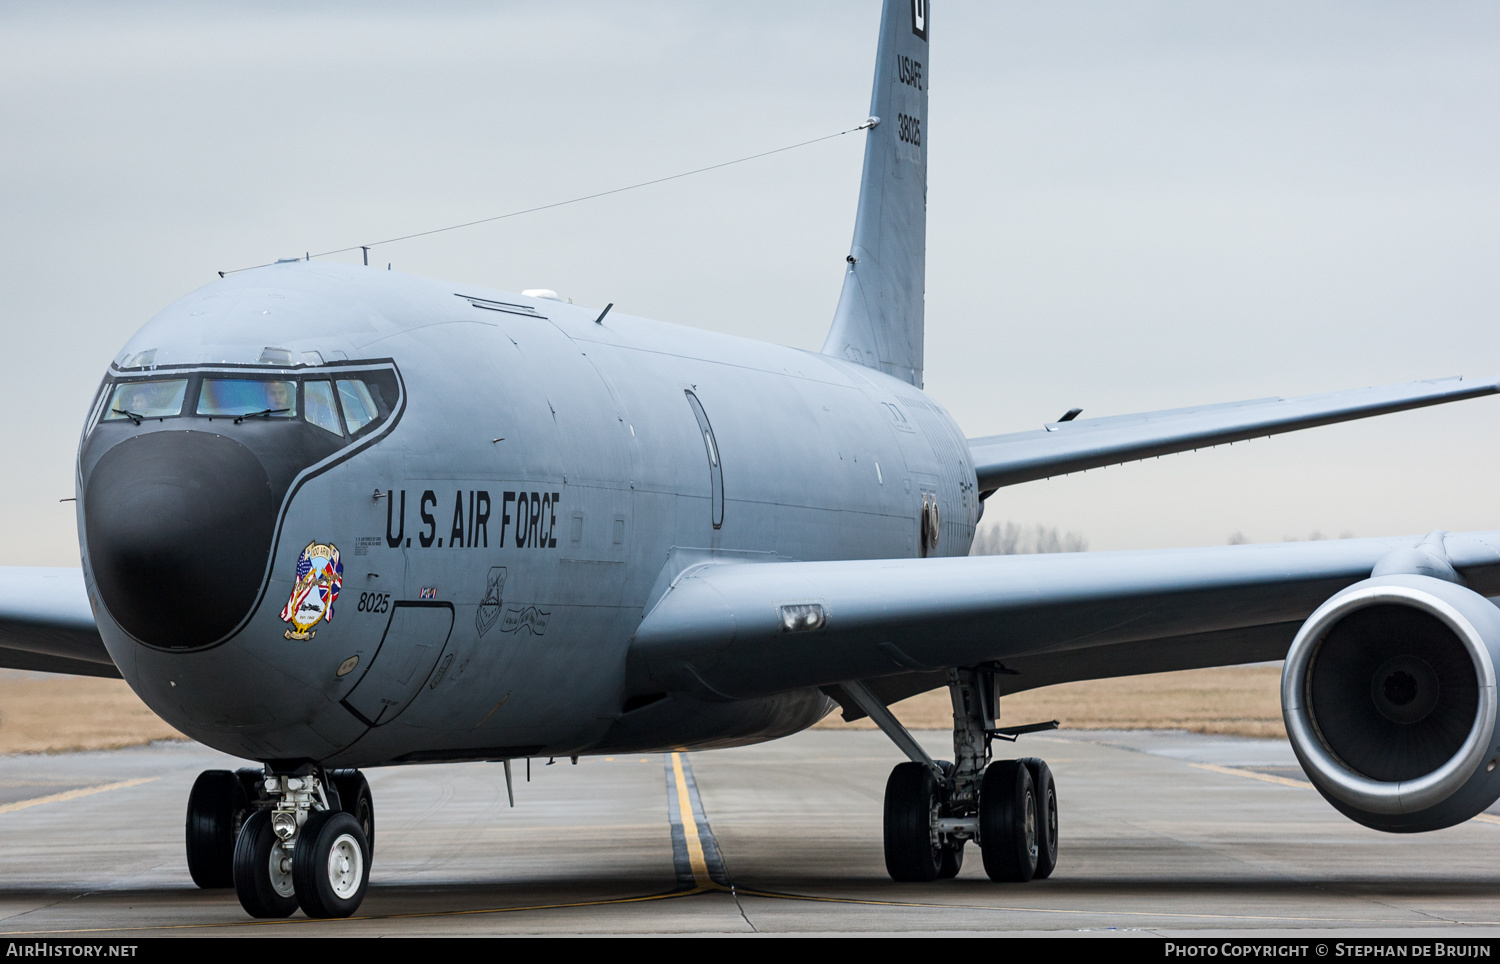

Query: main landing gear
left=185, top=765, right=374, bottom=918
left=847, top=668, right=1059, bottom=883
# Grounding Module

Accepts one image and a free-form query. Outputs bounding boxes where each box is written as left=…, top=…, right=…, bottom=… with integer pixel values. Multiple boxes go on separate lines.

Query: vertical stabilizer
left=822, top=0, right=929, bottom=388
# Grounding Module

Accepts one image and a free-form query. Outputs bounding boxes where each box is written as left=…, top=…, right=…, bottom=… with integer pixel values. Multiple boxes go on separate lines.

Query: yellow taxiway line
left=0, top=777, right=158, bottom=815
left=669, top=751, right=713, bottom=887
left=1189, top=762, right=1313, bottom=789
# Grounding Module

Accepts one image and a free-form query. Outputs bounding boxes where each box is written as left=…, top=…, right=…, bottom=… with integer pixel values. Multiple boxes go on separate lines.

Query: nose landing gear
left=850, top=669, right=1059, bottom=884
left=184, top=769, right=257, bottom=888
left=292, top=810, right=371, bottom=919
left=233, top=809, right=298, bottom=918
left=185, top=766, right=374, bottom=918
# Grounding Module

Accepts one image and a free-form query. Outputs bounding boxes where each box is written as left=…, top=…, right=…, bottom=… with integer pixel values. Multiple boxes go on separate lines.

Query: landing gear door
left=340, top=601, right=455, bottom=726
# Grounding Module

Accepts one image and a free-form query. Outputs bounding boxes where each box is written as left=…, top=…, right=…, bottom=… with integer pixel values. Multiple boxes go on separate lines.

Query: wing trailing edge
left=968, top=375, right=1500, bottom=494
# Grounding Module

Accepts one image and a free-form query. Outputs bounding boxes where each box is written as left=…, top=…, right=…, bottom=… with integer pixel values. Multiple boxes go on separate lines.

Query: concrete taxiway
left=2, top=728, right=1499, bottom=936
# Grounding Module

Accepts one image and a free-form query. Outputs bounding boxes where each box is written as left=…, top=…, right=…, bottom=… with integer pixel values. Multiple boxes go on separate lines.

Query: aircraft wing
left=968, top=376, right=1500, bottom=493
left=627, top=532, right=1500, bottom=708
left=0, top=568, right=118, bottom=678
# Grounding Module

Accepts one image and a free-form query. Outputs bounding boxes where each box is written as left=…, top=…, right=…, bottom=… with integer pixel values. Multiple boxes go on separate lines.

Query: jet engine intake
left=1282, top=574, right=1500, bottom=832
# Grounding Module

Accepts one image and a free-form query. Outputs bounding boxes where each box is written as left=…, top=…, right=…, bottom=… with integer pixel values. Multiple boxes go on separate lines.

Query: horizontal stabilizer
left=968, top=375, right=1500, bottom=493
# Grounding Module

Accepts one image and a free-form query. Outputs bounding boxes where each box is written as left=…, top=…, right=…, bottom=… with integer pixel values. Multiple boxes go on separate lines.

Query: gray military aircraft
left=5, top=0, right=1500, bottom=919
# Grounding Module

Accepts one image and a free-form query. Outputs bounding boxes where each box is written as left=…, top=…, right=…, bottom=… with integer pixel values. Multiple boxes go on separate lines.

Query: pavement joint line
left=0, top=777, right=158, bottom=815
left=0, top=887, right=726, bottom=935
left=727, top=889, right=1422, bottom=923
left=0, top=885, right=1435, bottom=935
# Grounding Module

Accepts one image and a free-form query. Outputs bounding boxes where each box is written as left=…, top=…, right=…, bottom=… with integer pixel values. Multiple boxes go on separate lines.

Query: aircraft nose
left=84, top=431, right=277, bottom=649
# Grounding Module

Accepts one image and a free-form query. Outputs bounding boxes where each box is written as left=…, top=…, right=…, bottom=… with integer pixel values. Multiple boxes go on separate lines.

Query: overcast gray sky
left=3, top=1, right=1498, bottom=565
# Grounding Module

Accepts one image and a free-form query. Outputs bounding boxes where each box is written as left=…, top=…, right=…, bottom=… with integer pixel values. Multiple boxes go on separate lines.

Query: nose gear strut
left=185, top=763, right=374, bottom=918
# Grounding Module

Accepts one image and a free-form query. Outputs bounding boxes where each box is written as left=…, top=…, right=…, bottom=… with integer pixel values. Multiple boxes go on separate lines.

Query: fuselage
left=76, top=261, right=979, bottom=767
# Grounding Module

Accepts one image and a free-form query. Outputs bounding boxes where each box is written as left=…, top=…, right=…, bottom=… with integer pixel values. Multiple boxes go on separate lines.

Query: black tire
left=233, top=810, right=298, bottom=918
left=883, top=762, right=941, bottom=882
left=980, top=760, right=1038, bottom=883
left=1020, top=757, right=1058, bottom=879
left=293, top=810, right=371, bottom=919
left=934, top=761, right=963, bottom=879
left=331, top=770, right=375, bottom=856
left=185, top=770, right=248, bottom=889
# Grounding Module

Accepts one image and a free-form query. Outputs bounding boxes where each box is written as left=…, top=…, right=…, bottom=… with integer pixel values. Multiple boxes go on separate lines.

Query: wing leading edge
left=627, top=531, right=1500, bottom=706
left=0, top=568, right=117, bottom=678
left=969, top=376, right=1500, bottom=494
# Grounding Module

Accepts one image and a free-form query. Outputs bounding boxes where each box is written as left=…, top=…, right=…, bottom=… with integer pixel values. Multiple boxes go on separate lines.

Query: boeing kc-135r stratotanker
left=6, top=0, right=1500, bottom=919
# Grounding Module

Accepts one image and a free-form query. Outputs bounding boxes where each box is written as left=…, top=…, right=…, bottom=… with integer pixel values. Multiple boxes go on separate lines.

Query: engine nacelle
left=1282, top=574, right=1500, bottom=832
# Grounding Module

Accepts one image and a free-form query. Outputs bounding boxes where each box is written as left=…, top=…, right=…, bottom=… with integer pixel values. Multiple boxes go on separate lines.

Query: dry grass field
left=0, top=664, right=1285, bottom=755
left=0, top=672, right=185, bottom=754
left=814, top=665, right=1287, bottom=739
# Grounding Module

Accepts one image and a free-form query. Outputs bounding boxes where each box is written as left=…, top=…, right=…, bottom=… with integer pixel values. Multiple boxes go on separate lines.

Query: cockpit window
left=197, top=379, right=298, bottom=418
left=337, top=379, right=380, bottom=434
left=103, top=379, right=188, bottom=421
left=91, top=364, right=398, bottom=449
left=303, top=380, right=343, bottom=436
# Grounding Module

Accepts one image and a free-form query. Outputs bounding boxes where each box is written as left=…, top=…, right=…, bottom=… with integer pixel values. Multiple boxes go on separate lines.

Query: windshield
left=337, top=379, right=381, bottom=434
left=197, top=379, right=298, bottom=418
left=304, top=380, right=343, bottom=435
left=102, top=379, right=188, bottom=421
left=95, top=366, right=397, bottom=443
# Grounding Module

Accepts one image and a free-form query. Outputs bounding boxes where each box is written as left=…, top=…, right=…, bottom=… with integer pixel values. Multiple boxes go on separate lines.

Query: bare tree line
left=969, top=525, right=1353, bottom=556
left=1228, top=531, right=1353, bottom=545
left=970, top=522, right=1088, bottom=556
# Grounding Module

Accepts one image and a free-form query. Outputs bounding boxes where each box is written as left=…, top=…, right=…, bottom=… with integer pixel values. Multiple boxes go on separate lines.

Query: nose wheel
left=185, top=769, right=253, bottom=888
left=185, top=766, right=374, bottom=918
left=293, top=811, right=372, bottom=918
left=233, top=810, right=299, bottom=918
left=329, top=768, right=375, bottom=856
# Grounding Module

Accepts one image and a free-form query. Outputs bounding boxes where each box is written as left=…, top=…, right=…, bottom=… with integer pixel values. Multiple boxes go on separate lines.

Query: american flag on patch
left=419, top=587, right=438, bottom=600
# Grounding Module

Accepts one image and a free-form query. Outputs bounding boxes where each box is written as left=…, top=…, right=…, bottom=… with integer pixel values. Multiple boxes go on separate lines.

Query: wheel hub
left=328, top=833, right=364, bottom=899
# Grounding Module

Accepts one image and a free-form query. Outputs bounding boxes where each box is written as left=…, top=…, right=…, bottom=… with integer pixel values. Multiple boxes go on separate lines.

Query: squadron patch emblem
left=500, top=605, right=549, bottom=635
left=279, top=541, right=343, bottom=639
left=475, top=567, right=506, bottom=637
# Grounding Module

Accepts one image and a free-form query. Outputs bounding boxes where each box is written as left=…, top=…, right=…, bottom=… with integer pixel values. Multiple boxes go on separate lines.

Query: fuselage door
left=340, top=601, right=455, bottom=726
left=684, top=390, right=723, bottom=530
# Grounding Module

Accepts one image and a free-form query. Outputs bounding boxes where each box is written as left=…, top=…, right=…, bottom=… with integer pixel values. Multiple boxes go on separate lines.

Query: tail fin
left=821, top=0, right=929, bottom=388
